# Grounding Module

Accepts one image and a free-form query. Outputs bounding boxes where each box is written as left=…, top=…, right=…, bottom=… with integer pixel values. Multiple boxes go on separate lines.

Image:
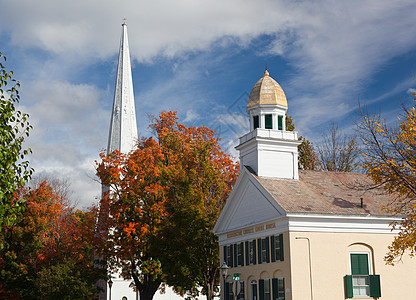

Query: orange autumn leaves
left=95, top=111, right=239, bottom=295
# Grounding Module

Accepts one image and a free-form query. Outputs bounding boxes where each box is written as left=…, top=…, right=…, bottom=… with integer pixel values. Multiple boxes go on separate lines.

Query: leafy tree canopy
left=0, top=52, right=33, bottom=248
left=358, top=94, right=416, bottom=264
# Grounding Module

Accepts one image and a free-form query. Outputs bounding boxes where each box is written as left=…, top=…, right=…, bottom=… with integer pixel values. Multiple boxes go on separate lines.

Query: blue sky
left=1, top=0, right=416, bottom=207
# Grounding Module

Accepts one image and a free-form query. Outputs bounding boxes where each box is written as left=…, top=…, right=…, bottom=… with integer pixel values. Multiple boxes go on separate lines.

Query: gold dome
left=247, top=70, right=287, bottom=109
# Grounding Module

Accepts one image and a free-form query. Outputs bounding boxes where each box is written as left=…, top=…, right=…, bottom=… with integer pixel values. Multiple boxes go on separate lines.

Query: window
left=265, top=114, right=273, bottom=129
left=237, top=243, right=244, bottom=266
left=278, top=115, right=283, bottom=130
left=226, top=282, right=234, bottom=300
left=345, top=253, right=381, bottom=298
left=237, top=281, right=245, bottom=300
left=253, top=116, right=259, bottom=129
left=224, top=245, right=233, bottom=267
left=245, top=240, right=257, bottom=265
left=259, top=279, right=270, bottom=300
left=250, top=280, right=257, bottom=300
left=271, top=234, right=284, bottom=262
left=272, top=278, right=285, bottom=300
left=258, top=237, right=270, bottom=264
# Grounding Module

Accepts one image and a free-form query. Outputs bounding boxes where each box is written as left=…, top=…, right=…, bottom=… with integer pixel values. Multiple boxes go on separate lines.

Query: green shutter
left=271, top=236, right=276, bottom=262
left=345, top=275, right=353, bottom=298
left=230, top=244, right=234, bottom=267
left=253, top=240, right=257, bottom=264
left=234, top=243, right=238, bottom=267
left=245, top=241, right=249, bottom=265
left=258, top=239, right=262, bottom=264
left=351, top=254, right=369, bottom=275
left=279, top=234, right=284, bottom=261
left=223, top=246, right=227, bottom=266
left=272, top=278, right=277, bottom=300
left=266, top=237, right=270, bottom=263
left=259, top=279, right=265, bottom=300
left=278, top=115, right=283, bottom=130
left=369, top=275, right=381, bottom=297
left=265, top=114, right=272, bottom=129
left=240, top=243, right=244, bottom=266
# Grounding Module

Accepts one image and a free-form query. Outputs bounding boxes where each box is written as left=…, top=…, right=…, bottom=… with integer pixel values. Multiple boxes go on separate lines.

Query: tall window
left=259, top=279, right=270, bottom=300
left=272, top=278, right=285, bottom=300
left=265, top=114, right=273, bottom=129
left=250, top=280, right=257, bottom=300
left=245, top=240, right=256, bottom=265
left=350, top=253, right=370, bottom=297
left=253, top=116, right=259, bottom=129
left=226, top=282, right=234, bottom=300
left=258, top=237, right=270, bottom=264
left=224, top=245, right=233, bottom=267
left=345, top=252, right=381, bottom=298
left=271, top=234, right=284, bottom=262
left=278, top=115, right=283, bottom=130
left=237, top=281, right=245, bottom=300
left=237, top=243, right=244, bottom=266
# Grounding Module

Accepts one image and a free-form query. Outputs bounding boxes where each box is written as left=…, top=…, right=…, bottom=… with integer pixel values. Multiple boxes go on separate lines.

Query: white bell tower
left=236, top=70, right=301, bottom=179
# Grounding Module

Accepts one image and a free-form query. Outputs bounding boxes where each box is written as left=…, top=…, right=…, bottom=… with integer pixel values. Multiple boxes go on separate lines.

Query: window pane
left=265, top=114, right=272, bottom=129
left=351, top=253, right=369, bottom=275
left=278, top=116, right=283, bottom=130
left=254, top=116, right=259, bottom=129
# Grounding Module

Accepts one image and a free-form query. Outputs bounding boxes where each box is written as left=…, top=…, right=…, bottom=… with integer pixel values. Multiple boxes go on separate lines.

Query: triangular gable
left=214, top=166, right=286, bottom=234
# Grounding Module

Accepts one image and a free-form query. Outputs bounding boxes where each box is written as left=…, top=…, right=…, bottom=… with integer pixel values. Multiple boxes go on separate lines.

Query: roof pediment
left=213, top=167, right=285, bottom=235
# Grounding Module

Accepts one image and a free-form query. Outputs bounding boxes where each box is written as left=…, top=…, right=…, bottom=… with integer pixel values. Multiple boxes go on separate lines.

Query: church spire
left=107, top=21, right=138, bottom=154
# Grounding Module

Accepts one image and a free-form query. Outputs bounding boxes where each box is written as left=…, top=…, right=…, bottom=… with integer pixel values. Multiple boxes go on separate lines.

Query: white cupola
left=236, top=70, right=301, bottom=179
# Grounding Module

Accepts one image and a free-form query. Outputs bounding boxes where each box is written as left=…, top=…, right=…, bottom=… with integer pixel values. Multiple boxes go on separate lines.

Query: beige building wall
left=289, top=231, right=416, bottom=300
left=220, top=233, right=292, bottom=300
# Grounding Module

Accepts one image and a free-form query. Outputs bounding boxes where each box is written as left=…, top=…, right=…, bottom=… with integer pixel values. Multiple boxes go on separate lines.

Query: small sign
left=232, top=273, right=240, bottom=281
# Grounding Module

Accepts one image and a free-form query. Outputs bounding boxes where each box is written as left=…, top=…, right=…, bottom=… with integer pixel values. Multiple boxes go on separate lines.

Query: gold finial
left=264, top=69, right=269, bottom=77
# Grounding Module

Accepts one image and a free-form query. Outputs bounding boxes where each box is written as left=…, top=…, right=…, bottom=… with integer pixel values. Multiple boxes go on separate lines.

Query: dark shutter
left=240, top=243, right=244, bottom=266
left=266, top=237, right=270, bottom=263
left=278, top=116, right=283, bottom=130
left=225, top=282, right=230, bottom=300
left=223, top=245, right=227, bottom=266
left=265, top=114, right=272, bottom=129
left=279, top=234, right=284, bottom=261
left=234, top=243, right=238, bottom=267
left=230, top=244, right=234, bottom=268
left=245, top=241, right=249, bottom=265
left=259, top=279, right=265, bottom=300
left=351, top=254, right=368, bottom=275
left=253, top=240, right=257, bottom=265
left=272, top=278, right=278, bottom=300
left=271, top=236, right=276, bottom=262
left=258, top=239, right=262, bottom=264
left=344, top=275, right=353, bottom=298
left=369, top=275, right=381, bottom=297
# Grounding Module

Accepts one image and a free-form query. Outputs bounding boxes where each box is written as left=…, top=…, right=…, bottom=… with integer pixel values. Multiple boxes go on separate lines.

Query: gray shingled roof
left=247, top=167, right=394, bottom=216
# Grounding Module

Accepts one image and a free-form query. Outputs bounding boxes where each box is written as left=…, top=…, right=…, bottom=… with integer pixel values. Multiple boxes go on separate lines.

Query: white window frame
left=349, top=252, right=372, bottom=298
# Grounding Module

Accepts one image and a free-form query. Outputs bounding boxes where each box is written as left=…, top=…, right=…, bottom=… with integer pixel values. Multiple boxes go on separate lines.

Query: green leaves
left=0, top=51, right=33, bottom=248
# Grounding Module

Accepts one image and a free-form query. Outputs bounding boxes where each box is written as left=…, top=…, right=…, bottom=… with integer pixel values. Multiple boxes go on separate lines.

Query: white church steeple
left=107, top=21, right=138, bottom=154
left=236, top=70, right=301, bottom=179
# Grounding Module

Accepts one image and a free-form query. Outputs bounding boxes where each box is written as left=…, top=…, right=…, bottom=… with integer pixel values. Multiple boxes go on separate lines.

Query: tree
left=316, top=123, right=359, bottom=172
left=0, top=52, right=33, bottom=247
left=0, top=181, right=104, bottom=299
left=150, top=112, right=239, bottom=300
left=357, top=94, right=416, bottom=264
left=95, top=111, right=239, bottom=300
left=285, top=114, right=317, bottom=170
